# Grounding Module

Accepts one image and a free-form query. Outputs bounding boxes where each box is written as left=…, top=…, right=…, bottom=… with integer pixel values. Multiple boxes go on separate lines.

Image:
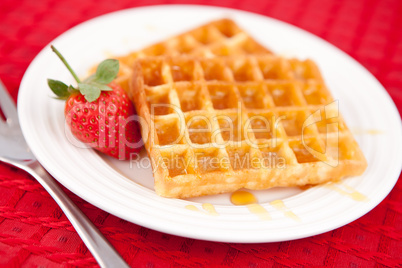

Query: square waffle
left=130, top=55, right=367, bottom=198
left=112, top=19, right=271, bottom=92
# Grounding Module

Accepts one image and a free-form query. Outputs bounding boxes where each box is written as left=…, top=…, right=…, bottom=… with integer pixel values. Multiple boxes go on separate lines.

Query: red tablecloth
left=1, top=0, right=401, bottom=267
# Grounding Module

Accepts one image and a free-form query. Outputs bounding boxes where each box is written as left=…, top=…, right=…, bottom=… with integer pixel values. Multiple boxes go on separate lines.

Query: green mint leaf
left=84, top=75, right=112, bottom=91
left=68, top=85, right=78, bottom=94
left=89, top=81, right=112, bottom=92
left=47, top=79, right=70, bottom=99
left=52, top=96, right=70, bottom=101
left=78, top=83, right=101, bottom=102
left=94, top=59, right=119, bottom=84
left=83, top=74, right=96, bottom=83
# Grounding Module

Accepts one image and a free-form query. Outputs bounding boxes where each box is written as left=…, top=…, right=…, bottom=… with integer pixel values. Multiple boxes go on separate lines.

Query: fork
left=0, top=79, right=129, bottom=268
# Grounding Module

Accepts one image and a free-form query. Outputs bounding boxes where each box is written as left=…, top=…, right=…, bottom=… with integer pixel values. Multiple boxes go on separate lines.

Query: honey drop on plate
left=230, top=190, right=258, bottom=205
left=230, top=190, right=271, bottom=220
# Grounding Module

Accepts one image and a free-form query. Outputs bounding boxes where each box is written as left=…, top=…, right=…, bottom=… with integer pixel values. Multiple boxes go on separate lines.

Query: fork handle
left=2, top=159, right=130, bottom=268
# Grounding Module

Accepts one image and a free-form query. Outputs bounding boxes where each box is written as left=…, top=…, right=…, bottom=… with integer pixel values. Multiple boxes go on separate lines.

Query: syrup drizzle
left=202, top=203, right=219, bottom=216
left=185, top=183, right=365, bottom=219
left=325, top=182, right=368, bottom=202
left=247, top=204, right=271, bottom=220
left=270, top=200, right=301, bottom=222
left=351, top=128, right=383, bottom=135
left=230, top=190, right=271, bottom=221
left=185, top=203, right=219, bottom=216
left=230, top=190, right=301, bottom=222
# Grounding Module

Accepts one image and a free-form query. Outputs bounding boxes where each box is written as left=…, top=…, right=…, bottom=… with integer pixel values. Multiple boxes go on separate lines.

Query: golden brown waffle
left=130, top=55, right=367, bottom=198
left=113, top=19, right=271, bottom=92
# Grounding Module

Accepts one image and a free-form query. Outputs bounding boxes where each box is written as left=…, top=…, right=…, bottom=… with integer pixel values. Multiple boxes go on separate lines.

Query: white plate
left=18, top=5, right=402, bottom=243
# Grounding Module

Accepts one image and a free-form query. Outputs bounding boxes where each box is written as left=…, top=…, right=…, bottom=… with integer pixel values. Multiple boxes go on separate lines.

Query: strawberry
left=47, top=45, right=142, bottom=160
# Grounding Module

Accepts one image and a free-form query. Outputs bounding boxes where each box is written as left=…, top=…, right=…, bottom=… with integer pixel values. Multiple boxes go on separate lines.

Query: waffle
left=130, top=55, right=367, bottom=198
left=112, top=19, right=271, bottom=93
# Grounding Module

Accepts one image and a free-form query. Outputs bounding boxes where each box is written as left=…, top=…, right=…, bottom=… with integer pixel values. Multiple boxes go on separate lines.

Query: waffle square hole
left=141, top=60, right=164, bottom=86
left=290, top=60, right=320, bottom=80
left=169, top=59, right=195, bottom=82
left=174, top=35, right=200, bottom=53
left=207, top=84, right=239, bottom=109
left=240, top=38, right=270, bottom=54
left=143, top=43, right=167, bottom=56
left=175, top=84, right=204, bottom=112
left=214, top=19, right=241, bottom=38
left=229, top=60, right=256, bottom=81
left=210, top=44, right=237, bottom=56
left=211, top=43, right=250, bottom=56
left=278, top=111, right=313, bottom=137
left=192, top=27, right=221, bottom=45
left=259, top=143, right=288, bottom=169
left=154, top=117, right=184, bottom=146
left=226, top=144, right=257, bottom=170
left=200, top=61, right=228, bottom=81
left=313, top=107, right=346, bottom=133
left=186, top=115, right=213, bottom=144
left=195, top=148, right=229, bottom=173
left=248, top=113, right=282, bottom=140
left=267, top=84, right=299, bottom=107
left=301, top=83, right=332, bottom=105
left=257, top=59, right=283, bottom=79
left=238, top=84, right=268, bottom=109
left=289, top=139, right=324, bottom=163
left=247, top=112, right=275, bottom=140
left=161, top=150, right=192, bottom=177
left=147, top=90, right=173, bottom=116
left=217, top=113, right=245, bottom=141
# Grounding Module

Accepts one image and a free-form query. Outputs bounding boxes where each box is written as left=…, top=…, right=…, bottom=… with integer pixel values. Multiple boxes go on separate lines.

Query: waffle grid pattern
left=114, top=19, right=271, bottom=92
left=132, top=55, right=366, bottom=198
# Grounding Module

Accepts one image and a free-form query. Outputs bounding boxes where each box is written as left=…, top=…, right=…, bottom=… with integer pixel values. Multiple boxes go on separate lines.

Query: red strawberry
left=48, top=45, right=142, bottom=160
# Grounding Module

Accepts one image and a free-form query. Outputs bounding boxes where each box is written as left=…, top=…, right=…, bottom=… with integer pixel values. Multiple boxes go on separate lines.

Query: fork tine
left=0, top=79, right=19, bottom=126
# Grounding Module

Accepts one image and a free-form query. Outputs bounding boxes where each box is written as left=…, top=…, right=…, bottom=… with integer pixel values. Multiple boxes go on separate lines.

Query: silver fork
left=0, top=79, right=129, bottom=268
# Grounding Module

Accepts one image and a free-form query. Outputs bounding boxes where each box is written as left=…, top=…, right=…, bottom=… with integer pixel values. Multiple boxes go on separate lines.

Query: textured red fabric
left=0, top=0, right=401, bottom=267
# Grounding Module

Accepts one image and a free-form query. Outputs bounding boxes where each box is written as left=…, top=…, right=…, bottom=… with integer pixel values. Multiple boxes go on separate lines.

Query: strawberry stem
left=51, top=45, right=81, bottom=83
